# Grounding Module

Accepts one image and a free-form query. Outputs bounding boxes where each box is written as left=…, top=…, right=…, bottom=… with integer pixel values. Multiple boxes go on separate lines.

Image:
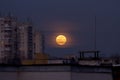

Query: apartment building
left=18, top=23, right=34, bottom=60
left=0, top=16, right=17, bottom=63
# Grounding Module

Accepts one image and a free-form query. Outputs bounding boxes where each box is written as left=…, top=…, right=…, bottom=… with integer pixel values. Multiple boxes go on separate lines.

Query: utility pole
left=94, top=16, right=97, bottom=50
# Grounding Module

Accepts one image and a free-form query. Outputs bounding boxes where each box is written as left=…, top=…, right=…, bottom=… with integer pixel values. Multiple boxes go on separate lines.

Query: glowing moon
left=56, top=35, right=67, bottom=45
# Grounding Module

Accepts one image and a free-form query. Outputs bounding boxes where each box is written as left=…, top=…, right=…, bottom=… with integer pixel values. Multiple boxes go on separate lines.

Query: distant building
left=21, top=53, right=48, bottom=65
left=33, top=31, right=44, bottom=54
left=0, top=16, right=17, bottom=63
left=18, top=23, right=34, bottom=60
left=0, top=15, right=46, bottom=64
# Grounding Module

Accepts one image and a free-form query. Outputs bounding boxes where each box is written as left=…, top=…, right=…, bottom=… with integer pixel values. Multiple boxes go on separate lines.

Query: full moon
left=56, top=35, right=67, bottom=45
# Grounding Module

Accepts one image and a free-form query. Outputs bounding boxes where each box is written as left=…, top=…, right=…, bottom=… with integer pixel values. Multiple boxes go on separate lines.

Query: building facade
left=0, top=16, right=44, bottom=64
left=18, top=23, right=34, bottom=60
left=0, top=16, right=17, bottom=63
left=33, top=31, right=44, bottom=54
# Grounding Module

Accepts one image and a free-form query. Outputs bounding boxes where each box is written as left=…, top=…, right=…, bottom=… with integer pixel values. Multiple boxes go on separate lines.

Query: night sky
left=0, top=0, right=120, bottom=57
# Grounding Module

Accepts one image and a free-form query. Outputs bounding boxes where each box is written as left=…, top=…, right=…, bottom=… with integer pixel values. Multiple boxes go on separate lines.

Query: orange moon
left=56, top=35, right=67, bottom=45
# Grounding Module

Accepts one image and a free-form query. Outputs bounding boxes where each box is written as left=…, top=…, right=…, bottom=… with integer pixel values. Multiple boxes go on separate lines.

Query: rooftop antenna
left=94, top=16, right=97, bottom=50
left=0, top=11, right=2, bottom=17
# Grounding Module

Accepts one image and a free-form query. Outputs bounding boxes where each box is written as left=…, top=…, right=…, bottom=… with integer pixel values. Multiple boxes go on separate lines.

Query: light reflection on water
left=0, top=72, right=112, bottom=80
left=0, top=66, right=112, bottom=80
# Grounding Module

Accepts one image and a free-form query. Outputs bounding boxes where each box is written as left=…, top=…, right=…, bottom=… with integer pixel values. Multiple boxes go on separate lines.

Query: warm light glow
left=56, top=35, right=67, bottom=45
